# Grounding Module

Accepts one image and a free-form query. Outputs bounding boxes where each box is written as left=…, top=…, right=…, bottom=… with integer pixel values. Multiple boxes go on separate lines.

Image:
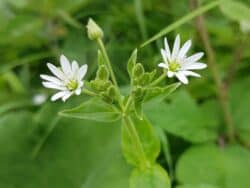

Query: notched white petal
left=42, top=81, right=66, bottom=91
left=185, top=52, right=204, bottom=64
left=78, top=64, right=88, bottom=80
left=182, top=70, right=201, bottom=77
left=40, top=74, right=63, bottom=85
left=167, top=71, right=174, bottom=78
left=158, top=62, right=168, bottom=69
left=164, top=37, right=171, bottom=59
left=62, top=92, right=72, bottom=102
left=51, top=91, right=68, bottom=101
left=178, top=39, right=192, bottom=59
left=172, top=34, right=181, bottom=60
left=182, top=62, right=207, bottom=70
left=175, top=72, right=188, bottom=84
left=47, top=63, right=66, bottom=80
left=60, top=54, right=72, bottom=76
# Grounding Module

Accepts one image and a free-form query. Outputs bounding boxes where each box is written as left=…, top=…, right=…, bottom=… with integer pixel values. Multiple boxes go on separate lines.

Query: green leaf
left=121, top=114, right=160, bottom=168
left=145, top=90, right=219, bottom=143
left=176, top=184, right=220, bottom=188
left=0, top=104, right=130, bottom=188
left=140, top=0, right=220, bottom=47
left=130, top=164, right=170, bottom=188
left=59, top=98, right=121, bottom=122
left=176, top=144, right=250, bottom=188
left=144, top=82, right=181, bottom=102
left=127, top=49, right=138, bottom=77
left=230, top=77, right=250, bottom=144
left=220, top=0, right=250, bottom=22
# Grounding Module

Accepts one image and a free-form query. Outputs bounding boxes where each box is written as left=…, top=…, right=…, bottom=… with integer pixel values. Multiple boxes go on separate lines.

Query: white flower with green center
left=158, top=35, right=207, bottom=84
left=40, top=54, right=88, bottom=102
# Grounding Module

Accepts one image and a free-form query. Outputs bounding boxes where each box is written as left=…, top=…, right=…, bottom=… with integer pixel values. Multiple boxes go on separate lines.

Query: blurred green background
left=1, top=0, right=250, bottom=187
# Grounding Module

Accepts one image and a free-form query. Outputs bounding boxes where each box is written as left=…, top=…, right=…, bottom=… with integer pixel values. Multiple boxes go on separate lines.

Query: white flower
left=32, top=93, right=47, bottom=105
left=40, top=54, right=88, bottom=102
left=158, top=35, right=207, bottom=84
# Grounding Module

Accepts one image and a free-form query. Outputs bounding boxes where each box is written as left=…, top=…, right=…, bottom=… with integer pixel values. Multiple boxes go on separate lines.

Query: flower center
left=66, top=80, right=78, bottom=91
left=169, top=61, right=180, bottom=72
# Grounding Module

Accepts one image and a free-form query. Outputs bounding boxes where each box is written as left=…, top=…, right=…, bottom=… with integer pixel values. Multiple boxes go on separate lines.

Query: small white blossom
left=32, top=93, right=47, bottom=105
left=158, top=35, right=207, bottom=84
left=40, top=54, right=88, bottom=102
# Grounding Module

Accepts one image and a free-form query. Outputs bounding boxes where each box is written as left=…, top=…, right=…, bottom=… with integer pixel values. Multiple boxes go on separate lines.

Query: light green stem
left=123, top=116, right=150, bottom=168
left=149, top=73, right=166, bottom=87
left=141, top=0, right=220, bottom=47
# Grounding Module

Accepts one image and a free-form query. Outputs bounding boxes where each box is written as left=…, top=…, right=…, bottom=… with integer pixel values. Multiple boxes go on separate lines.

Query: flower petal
left=51, top=91, right=68, bottom=101
left=40, top=74, right=63, bottom=85
left=164, top=37, right=171, bottom=60
left=178, top=39, right=192, bottom=60
left=182, top=62, right=207, bottom=70
left=42, top=81, right=66, bottom=90
left=175, top=72, right=189, bottom=84
left=75, top=88, right=81, bottom=95
left=185, top=52, right=204, bottom=64
left=158, top=62, right=168, bottom=69
left=161, top=49, right=168, bottom=62
left=78, top=64, right=88, bottom=80
left=62, top=92, right=72, bottom=102
left=172, top=34, right=181, bottom=60
left=182, top=70, right=201, bottom=77
left=72, top=60, right=79, bottom=76
left=47, top=63, right=66, bottom=80
left=60, top=54, right=72, bottom=76
left=167, top=71, right=174, bottom=78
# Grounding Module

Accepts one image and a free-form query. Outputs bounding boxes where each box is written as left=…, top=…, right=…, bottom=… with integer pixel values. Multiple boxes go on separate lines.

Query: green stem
left=123, top=116, right=150, bottom=168
left=149, top=73, right=166, bottom=87
left=124, top=96, right=133, bottom=113
left=141, top=0, right=220, bottom=47
left=97, top=38, right=118, bottom=87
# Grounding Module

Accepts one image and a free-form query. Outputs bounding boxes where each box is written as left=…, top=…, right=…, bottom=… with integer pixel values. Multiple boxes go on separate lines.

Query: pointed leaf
left=130, top=164, right=171, bottom=188
left=59, top=98, right=121, bottom=122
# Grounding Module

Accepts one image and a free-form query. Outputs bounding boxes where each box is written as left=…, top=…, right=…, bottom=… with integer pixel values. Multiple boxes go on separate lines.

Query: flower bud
left=107, top=85, right=117, bottom=99
left=97, top=65, right=109, bottom=80
left=86, top=18, right=104, bottom=40
left=132, top=63, right=144, bottom=78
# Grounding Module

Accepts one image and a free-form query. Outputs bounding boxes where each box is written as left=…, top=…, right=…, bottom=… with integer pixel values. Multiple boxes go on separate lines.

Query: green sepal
left=90, top=80, right=112, bottom=92
left=132, top=63, right=144, bottom=78
left=97, top=50, right=105, bottom=66
left=144, top=82, right=181, bottom=102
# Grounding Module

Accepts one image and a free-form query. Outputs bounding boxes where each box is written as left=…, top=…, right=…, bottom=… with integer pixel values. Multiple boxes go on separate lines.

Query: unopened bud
left=86, top=18, right=104, bottom=40
left=132, top=63, right=144, bottom=78
left=97, top=65, right=109, bottom=80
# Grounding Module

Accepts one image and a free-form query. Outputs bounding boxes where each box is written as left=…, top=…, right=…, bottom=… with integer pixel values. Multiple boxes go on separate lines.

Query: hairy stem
left=189, top=0, right=235, bottom=142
